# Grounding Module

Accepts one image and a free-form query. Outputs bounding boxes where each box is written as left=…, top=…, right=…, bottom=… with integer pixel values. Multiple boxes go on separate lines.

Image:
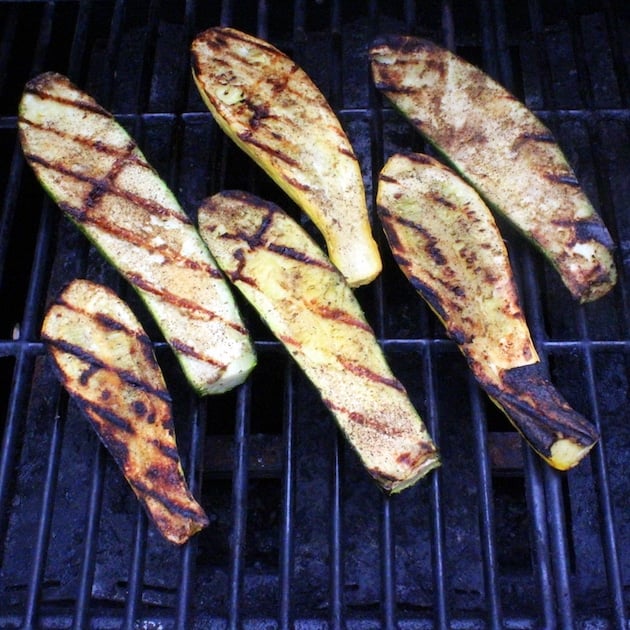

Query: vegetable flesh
left=41, top=279, right=209, bottom=544
left=377, top=152, right=599, bottom=470
left=370, top=35, right=616, bottom=303
left=18, top=72, right=255, bottom=395
left=191, top=26, right=382, bottom=288
left=197, top=190, right=439, bottom=492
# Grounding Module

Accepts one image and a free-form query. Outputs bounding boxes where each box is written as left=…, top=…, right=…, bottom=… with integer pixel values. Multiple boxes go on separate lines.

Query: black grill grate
left=1, top=1, right=629, bottom=628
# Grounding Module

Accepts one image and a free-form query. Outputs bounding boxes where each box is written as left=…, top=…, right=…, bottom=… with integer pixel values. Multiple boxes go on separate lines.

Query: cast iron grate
left=0, top=1, right=629, bottom=628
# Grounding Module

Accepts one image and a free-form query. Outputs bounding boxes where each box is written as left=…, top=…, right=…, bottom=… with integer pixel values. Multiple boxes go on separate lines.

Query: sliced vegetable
left=197, top=190, right=439, bottom=492
left=19, top=72, right=255, bottom=395
left=377, top=152, right=599, bottom=470
left=370, top=35, right=616, bottom=303
left=41, top=279, right=209, bottom=544
left=191, top=26, right=382, bottom=288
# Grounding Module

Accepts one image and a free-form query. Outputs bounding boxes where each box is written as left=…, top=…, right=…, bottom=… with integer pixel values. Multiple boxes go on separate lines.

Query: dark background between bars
left=0, top=1, right=629, bottom=628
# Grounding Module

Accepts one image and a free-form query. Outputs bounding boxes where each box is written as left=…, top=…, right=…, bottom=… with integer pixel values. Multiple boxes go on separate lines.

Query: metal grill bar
left=469, top=377, right=503, bottom=629
left=228, top=382, right=251, bottom=627
left=72, top=442, right=105, bottom=630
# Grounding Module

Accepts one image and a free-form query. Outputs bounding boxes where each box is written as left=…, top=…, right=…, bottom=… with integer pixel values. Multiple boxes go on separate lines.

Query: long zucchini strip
left=377, top=153, right=599, bottom=470
left=19, top=72, right=255, bottom=395
left=42, top=279, right=208, bottom=545
left=197, top=190, right=439, bottom=492
left=370, top=35, right=616, bottom=303
left=191, top=26, right=382, bottom=288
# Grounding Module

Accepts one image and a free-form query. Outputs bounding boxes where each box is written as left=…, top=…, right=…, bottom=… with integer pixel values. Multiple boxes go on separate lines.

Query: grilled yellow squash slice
left=197, top=190, right=439, bottom=492
left=370, top=35, right=616, bottom=303
left=19, top=72, right=255, bottom=395
left=191, top=27, right=382, bottom=288
left=41, top=279, right=209, bottom=544
left=377, top=153, right=599, bottom=470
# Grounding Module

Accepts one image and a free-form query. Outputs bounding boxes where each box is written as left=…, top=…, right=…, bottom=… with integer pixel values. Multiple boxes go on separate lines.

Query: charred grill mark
left=126, top=272, right=249, bottom=334
left=338, top=146, right=357, bottom=160
left=169, top=337, right=227, bottom=369
left=267, top=242, right=334, bottom=270
left=227, top=248, right=253, bottom=286
left=335, top=356, right=406, bottom=392
left=132, top=400, right=147, bottom=416
left=323, top=398, right=405, bottom=437
left=405, top=153, right=436, bottom=165
left=79, top=363, right=100, bottom=386
left=247, top=101, right=271, bottom=129
left=511, top=131, right=556, bottom=152
left=57, top=297, right=156, bottom=353
left=20, top=116, right=143, bottom=164
left=151, top=438, right=180, bottom=462
left=24, top=76, right=111, bottom=118
left=391, top=214, right=448, bottom=266
left=94, top=312, right=125, bottom=332
left=22, top=150, right=193, bottom=226
left=132, top=478, right=208, bottom=523
left=309, top=303, right=372, bottom=333
left=278, top=333, right=301, bottom=348
left=428, top=191, right=456, bottom=209
left=373, top=81, right=416, bottom=95
left=77, top=212, right=219, bottom=277
left=544, top=172, right=580, bottom=187
left=407, top=276, right=449, bottom=322
left=86, top=400, right=137, bottom=434
left=237, top=131, right=301, bottom=167
left=379, top=175, right=399, bottom=184
left=46, top=336, right=171, bottom=402
left=282, top=174, right=312, bottom=192
left=574, top=219, right=615, bottom=248
left=90, top=420, right=130, bottom=465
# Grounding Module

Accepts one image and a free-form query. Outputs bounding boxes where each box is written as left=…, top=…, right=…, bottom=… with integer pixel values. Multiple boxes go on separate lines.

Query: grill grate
left=1, top=1, right=629, bottom=628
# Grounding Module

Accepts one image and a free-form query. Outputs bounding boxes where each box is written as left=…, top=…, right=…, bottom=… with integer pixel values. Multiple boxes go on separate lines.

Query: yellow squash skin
left=197, top=190, right=439, bottom=492
left=41, top=279, right=209, bottom=545
left=377, top=153, right=599, bottom=470
left=370, top=35, right=616, bottom=303
left=18, top=72, right=255, bottom=395
left=191, top=26, right=382, bottom=288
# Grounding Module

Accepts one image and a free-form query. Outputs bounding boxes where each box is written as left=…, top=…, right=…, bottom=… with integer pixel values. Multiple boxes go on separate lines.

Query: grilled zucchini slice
left=41, top=279, right=209, bottom=545
left=18, top=72, right=255, bottom=395
left=197, top=190, right=439, bottom=492
left=191, top=27, right=382, bottom=288
left=377, top=153, right=599, bottom=470
left=370, top=35, right=616, bottom=303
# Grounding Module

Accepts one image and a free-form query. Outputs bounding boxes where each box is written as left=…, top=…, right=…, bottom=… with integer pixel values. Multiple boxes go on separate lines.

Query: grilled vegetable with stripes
left=41, top=279, right=209, bottom=545
left=377, top=153, right=599, bottom=470
left=370, top=35, right=616, bottom=303
left=197, top=190, right=439, bottom=492
left=18, top=72, right=255, bottom=396
left=191, top=27, right=382, bottom=288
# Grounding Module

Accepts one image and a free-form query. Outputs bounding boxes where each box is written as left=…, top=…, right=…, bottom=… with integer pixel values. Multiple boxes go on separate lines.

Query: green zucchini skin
left=377, top=152, right=599, bottom=470
left=191, top=26, right=382, bottom=288
left=198, top=190, right=439, bottom=492
left=19, top=72, right=256, bottom=395
left=370, top=35, right=617, bottom=303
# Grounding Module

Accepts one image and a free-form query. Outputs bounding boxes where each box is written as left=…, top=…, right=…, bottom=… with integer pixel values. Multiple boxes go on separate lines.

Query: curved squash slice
left=370, top=35, right=616, bottom=303
left=377, top=153, right=599, bottom=470
left=197, top=190, right=439, bottom=493
left=191, top=27, right=382, bottom=288
left=19, top=72, right=255, bottom=395
left=41, top=279, right=209, bottom=545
